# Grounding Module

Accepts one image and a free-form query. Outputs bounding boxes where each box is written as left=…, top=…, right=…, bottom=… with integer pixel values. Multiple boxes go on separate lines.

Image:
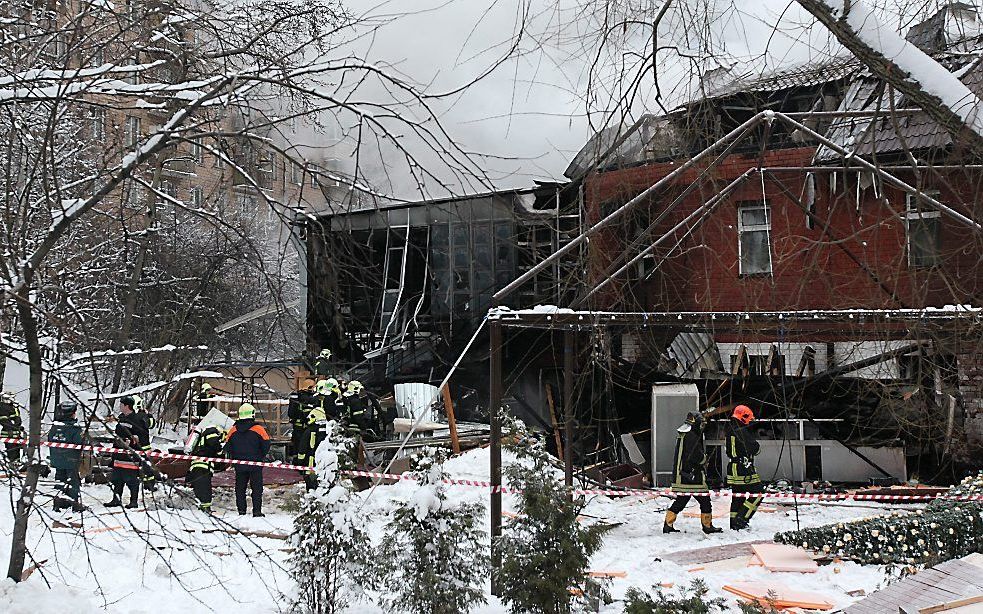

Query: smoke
left=318, top=0, right=913, bottom=201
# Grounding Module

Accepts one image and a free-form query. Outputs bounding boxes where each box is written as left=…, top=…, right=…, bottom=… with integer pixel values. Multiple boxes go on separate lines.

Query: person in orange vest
left=224, top=404, right=270, bottom=517
left=106, top=396, right=148, bottom=508
left=726, top=404, right=763, bottom=531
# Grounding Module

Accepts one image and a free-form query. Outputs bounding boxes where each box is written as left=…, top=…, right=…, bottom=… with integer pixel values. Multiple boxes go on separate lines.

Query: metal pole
left=563, top=329, right=575, bottom=494
left=488, top=319, right=503, bottom=594
left=492, top=112, right=768, bottom=303
left=577, top=169, right=756, bottom=305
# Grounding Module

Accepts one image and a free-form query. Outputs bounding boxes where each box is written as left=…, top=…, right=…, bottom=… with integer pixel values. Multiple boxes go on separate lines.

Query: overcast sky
left=328, top=0, right=923, bottom=200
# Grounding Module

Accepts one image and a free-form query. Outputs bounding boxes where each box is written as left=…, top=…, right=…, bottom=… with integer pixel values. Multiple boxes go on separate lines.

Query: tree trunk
left=6, top=286, right=44, bottom=581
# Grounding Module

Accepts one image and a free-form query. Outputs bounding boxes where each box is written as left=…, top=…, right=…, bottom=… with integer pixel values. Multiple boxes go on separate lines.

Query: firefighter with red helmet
left=726, top=404, right=763, bottom=531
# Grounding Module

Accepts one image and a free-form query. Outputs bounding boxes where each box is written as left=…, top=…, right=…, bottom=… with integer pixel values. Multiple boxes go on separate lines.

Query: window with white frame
left=290, top=161, right=303, bottom=185
left=89, top=108, right=105, bottom=141
left=905, top=190, right=941, bottom=267
left=189, top=139, right=202, bottom=164
left=309, top=163, right=321, bottom=188
left=737, top=201, right=772, bottom=275
left=190, top=186, right=203, bottom=209
left=125, top=116, right=141, bottom=148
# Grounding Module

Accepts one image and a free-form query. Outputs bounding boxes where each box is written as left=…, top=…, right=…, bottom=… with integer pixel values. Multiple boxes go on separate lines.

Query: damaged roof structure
left=306, top=4, right=983, bottom=497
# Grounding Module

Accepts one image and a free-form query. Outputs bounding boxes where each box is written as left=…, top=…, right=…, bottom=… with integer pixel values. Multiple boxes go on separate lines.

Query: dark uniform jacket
left=112, top=413, right=148, bottom=470
left=225, top=418, right=271, bottom=468
left=0, top=400, right=23, bottom=437
left=313, top=356, right=332, bottom=377
left=48, top=419, right=83, bottom=469
left=297, top=418, right=327, bottom=468
left=288, top=390, right=317, bottom=430
left=725, top=419, right=761, bottom=485
left=190, top=426, right=224, bottom=473
left=671, top=423, right=709, bottom=493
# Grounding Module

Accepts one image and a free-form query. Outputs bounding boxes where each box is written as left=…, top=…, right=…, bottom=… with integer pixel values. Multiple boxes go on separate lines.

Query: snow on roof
left=700, top=54, right=859, bottom=100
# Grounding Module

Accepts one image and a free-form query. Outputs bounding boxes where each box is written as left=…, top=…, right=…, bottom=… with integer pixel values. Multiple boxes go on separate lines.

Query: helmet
left=307, top=407, right=326, bottom=424
left=201, top=383, right=212, bottom=392
left=319, top=349, right=331, bottom=358
left=55, top=400, right=78, bottom=421
left=347, top=380, right=364, bottom=394
left=133, top=395, right=144, bottom=412
left=315, top=380, right=331, bottom=396
left=732, top=405, right=755, bottom=425
left=238, top=403, right=256, bottom=420
left=1, top=391, right=15, bottom=403
left=685, top=412, right=704, bottom=426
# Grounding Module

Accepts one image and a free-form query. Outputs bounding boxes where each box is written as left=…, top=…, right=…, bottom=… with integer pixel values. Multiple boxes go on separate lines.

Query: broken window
left=906, top=191, right=941, bottom=267
left=737, top=201, right=772, bottom=275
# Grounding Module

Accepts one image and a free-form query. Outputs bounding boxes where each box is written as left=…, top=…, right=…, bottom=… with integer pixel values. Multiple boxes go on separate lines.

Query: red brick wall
left=585, top=147, right=983, bottom=313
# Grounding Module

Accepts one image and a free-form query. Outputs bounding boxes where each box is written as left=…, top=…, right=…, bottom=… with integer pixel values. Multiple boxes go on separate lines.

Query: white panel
left=394, top=382, right=440, bottom=422
left=651, top=384, right=699, bottom=487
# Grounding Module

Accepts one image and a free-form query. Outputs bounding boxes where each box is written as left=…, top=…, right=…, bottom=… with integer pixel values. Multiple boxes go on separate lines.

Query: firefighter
left=0, top=391, right=25, bottom=466
left=133, top=395, right=157, bottom=492
left=315, top=378, right=343, bottom=419
left=726, top=404, right=763, bottom=531
left=106, top=396, right=147, bottom=508
left=187, top=425, right=224, bottom=513
left=287, top=387, right=316, bottom=463
left=313, top=349, right=333, bottom=379
left=195, top=383, right=216, bottom=419
left=663, top=412, right=722, bottom=534
left=48, top=400, right=85, bottom=512
left=296, top=405, right=328, bottom=491
left=224, top=403, right=270, bottom=517
left=341, top=381, right=373, bottom=438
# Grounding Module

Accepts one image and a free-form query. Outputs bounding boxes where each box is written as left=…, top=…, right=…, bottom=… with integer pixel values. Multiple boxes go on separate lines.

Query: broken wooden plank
left=724, top=581, right=834, bottom=611
left=21, top=558, right=48, bottom=581
left=587, top=571, right=627, bottom=579
left=913, top=595, right=983, bottom=614
left=545, top=383, right=564, bottom=460
left=750, top=543, right=819, bottom=573
left=441, top=384, right=461, bottom=455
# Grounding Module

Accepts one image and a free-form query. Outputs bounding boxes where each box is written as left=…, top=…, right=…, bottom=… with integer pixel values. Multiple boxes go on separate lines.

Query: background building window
left=906, top=191, right=941, bottom=267
left=737, top=200, right=772, bottom=275
left=89, top=108, right=105, bottom=141
left=189, top=139, right=202, bottom=164
left=125, top=116, right=140, bottom=148
left=190, top=186, right=203, bottom=209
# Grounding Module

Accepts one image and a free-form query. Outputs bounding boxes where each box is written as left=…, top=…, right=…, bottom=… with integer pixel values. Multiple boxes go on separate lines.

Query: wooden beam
left=545, top=383, right=564, bottom=460
left=442, top=384, right=461, bottom=455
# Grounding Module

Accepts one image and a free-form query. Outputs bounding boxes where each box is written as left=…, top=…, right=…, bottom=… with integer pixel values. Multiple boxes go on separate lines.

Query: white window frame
left=190, top=186, right=203, bottom=209
left=737, top=201, right=773, bottom=275
left=189, top=139, right=202, bottom=164
left=905, top=190, right=941, bottom=267
left=125, top=115, right=141, bottom=148
left=89, top=108, right=105, bottom=141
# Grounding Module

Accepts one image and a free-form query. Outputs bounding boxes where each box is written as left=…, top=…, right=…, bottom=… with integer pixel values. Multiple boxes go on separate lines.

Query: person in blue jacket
left=48, top=400, right=85, bottom=512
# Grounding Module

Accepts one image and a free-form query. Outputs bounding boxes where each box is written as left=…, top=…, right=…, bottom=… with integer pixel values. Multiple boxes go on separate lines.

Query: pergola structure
left=483, top=109, right=983, bottom=584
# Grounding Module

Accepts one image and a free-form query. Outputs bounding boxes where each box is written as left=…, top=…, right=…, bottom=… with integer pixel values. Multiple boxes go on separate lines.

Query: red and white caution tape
left=3, top=437, right=982, bottom=502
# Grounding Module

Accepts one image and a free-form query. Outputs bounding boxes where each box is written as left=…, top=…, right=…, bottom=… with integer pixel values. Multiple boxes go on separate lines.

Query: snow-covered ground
left=0, top=447, right=900, bottom=613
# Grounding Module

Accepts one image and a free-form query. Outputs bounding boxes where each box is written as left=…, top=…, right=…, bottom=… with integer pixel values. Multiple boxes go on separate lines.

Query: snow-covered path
left=1, top=448, right=897, bottom=612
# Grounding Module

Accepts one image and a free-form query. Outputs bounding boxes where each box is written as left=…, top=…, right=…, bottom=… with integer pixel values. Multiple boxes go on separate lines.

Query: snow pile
left=0, top=579, right=100, bottom=614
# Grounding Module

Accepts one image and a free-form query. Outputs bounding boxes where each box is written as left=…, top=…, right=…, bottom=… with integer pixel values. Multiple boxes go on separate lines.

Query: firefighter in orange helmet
left=726, top=404, right=763, bottom=531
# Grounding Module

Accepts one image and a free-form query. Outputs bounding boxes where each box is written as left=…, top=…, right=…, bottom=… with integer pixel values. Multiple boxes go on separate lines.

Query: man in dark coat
left=726, top=404, right=763, bottom=531
left=134, top=395, right=157, bottom=492
left=0, top=391, right=25, bottom=465
left=48, top=400, right=85, bottom=512
left=287, top=388, right=317, bottom=463
left=106, top=396, right=147, bottom=508
left=663, top=412, right=722, bottom=534
left=187, top=425, right=224, bottom=513
left=224, top=403, right=270, bottom=517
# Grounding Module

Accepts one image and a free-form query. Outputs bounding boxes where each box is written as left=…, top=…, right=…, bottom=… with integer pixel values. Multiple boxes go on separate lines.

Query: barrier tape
left=3, top=437, right=982, bottom=502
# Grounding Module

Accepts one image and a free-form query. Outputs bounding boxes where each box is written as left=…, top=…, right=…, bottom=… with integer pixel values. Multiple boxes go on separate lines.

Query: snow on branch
left=801, top=0, right=983, bottom=146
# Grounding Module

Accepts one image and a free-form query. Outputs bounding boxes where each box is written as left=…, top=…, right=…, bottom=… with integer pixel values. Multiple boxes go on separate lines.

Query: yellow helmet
left=347, top=380, right=364, bottom=394
left=238, top=403, right=256, bottom=419
left=201, top=383, right=212, bottom=392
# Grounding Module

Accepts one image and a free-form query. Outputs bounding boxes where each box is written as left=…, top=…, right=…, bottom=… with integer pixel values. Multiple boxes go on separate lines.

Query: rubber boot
left=105, top=485, right=123, bottom=507
left=125, top=489, right=139, bottom=509
left=730, top=517, right=748, bottom=531
left=701, top=513, right=723, bottom=534
left=662, top=510, right=679, bottom=534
